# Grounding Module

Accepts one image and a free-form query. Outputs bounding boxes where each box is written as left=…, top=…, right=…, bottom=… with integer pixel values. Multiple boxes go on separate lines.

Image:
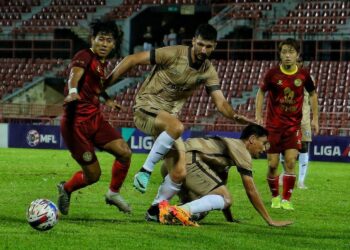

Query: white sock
left=143, top=131, right=174, bottom=172
left=152, top=175, right=181, bottom=205
left=298, top=152, right=309, bottom=183
left=180, top=194, right=225, bottom=214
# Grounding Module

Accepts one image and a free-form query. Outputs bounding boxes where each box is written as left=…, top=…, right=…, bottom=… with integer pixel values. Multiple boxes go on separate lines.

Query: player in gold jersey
left=147, top=124, right=292, bottom=227
left=106, top=24, right=253, bottom=206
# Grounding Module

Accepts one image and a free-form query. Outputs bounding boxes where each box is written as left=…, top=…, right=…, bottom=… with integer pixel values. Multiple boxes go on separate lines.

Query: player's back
left=185, top=137, right=252, bottom=173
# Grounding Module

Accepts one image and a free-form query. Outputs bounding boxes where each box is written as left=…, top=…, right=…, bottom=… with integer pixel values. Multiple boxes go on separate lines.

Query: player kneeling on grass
left=146, top=124, right=293, bottom=227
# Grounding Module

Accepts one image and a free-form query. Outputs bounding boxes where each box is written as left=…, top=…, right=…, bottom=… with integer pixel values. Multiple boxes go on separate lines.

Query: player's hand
left=105, top=99, right=124, bottom=112
left=311, top=119, right=319, bottom=135
left=268, top=220, right=293, bottom=227
left=64, top=93, right=81, bottom=104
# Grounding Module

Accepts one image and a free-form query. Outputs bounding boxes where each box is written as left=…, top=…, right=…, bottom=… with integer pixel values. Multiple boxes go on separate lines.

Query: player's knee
left=167, top=122, right=184, bottom=139
left=284, top=156, right=296, bottom=167
left=118, top=145, right=132, bottom=160
left=170, top=167, right=186, bottom=183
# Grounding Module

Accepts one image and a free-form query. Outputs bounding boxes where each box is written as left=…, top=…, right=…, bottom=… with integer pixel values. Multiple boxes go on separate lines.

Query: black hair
left=194, top=23, right=217, bottom=41
left=90, top=19, right=120, bottom=41
left=240, top=124, right=268, bottom=140
left=278, top=38, right=300, bottom=54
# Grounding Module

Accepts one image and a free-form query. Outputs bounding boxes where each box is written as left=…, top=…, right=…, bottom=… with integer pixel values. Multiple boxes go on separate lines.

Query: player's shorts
left=301, top=122, right=312, bottom=142
left=133, top=106, right=161, bottom=136
left=61, top=112, right=122, bottom=165
left=267, top=126, right=302, bottom=154
left=182, top=151, right=224, bottom=196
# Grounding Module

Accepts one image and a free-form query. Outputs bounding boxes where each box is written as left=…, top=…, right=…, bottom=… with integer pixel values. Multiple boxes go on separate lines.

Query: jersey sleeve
left=153, top=46, right=178, bottom=66
left=236, top=166, right=253, bottom=177
left=205, top=64, right=220, bottom=94
left=260, top=69, right=272, bottom=92
left=221, top=138, right=253, bottom=174
left=70, top=50, right=92, bottom=69
left=304, top=72, right=316, bottom=93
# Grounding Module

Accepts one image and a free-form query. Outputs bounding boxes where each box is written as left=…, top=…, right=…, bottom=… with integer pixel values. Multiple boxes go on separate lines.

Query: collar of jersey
left=188, top=46, right=203, bottom=70
left=279, top=64, right=298, bottom=75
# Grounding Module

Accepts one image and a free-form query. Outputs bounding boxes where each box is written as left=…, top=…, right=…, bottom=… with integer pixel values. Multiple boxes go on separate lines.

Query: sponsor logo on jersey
left=294, top=79, right=302, bottom=87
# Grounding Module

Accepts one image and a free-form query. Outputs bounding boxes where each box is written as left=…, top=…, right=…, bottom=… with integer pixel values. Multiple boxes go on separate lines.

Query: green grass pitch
left=0, top=148, right=349, bottom=250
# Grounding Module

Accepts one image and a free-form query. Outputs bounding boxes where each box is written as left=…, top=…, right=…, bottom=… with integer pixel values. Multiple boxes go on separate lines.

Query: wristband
left=69, top=88, right=78, bottom=94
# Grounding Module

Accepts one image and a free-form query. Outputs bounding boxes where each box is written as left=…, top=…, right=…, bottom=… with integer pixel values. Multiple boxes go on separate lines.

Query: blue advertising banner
left=310, top=136, right=350, bottom=162
left=9, top=124, right=63, bottom=149
left=7, top=124, right=350, bottom=163
left=120, top=128, right=193, bottom=153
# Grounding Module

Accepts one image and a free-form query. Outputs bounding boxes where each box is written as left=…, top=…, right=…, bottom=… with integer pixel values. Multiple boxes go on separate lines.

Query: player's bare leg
left=134, top=111, right=184, bottom=193
left=104, top=139, right=132, bottom=213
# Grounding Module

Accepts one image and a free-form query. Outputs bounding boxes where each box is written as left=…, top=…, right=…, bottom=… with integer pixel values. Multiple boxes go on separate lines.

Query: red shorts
left=267, top=126, right=302, bottom=154
left=61, top=112, right=122, bottom=165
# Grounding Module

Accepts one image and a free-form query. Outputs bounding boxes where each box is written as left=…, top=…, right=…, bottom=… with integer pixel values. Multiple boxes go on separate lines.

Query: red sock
left=267, top=175, right=279, bottom=197
left=282, top=174, right=296, bottom=201
left=109, top=160, right=130, bottom=192
left=64, top=170, right=89, bottom=193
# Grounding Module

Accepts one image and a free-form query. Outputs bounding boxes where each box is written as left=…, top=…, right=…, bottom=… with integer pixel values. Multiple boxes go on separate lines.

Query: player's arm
left=210, top=90, right=255, bottom=125
left=64, top=67, right=84, bottom=104
left=240, top=173, right=293, bottom=227
left=105, top=51, right=151, bottom=87
left=309, top=90, right=319, bottom=135
left=100, top=91, right=123, bottom=111
left=255, top=88, right=265, bottom=125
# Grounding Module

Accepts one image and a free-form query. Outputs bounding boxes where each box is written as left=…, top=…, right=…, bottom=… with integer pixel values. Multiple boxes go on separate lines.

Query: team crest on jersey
left=294, top=79, right=302, bottom=87
left=82, top=151, right=93, bottom=162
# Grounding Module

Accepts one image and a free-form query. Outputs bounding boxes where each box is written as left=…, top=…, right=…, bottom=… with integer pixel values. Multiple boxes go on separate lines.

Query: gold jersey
left=185, top=137, right=252, bottom=174
left=134, top=45, right=220, bottom=116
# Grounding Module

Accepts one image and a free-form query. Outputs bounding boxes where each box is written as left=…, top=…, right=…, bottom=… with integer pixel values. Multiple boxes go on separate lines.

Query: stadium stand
left=97, top=59, right=350, bottom=135
left=0, top=58, right=64, bottom=99
left=270, top=0, right=349, bottom=35
left=0, top=0, right=349, bottom=136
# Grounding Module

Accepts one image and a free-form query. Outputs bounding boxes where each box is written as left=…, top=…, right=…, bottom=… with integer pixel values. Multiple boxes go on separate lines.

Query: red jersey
left=64, top=49, right=107, bottom=122
left=260, top=65, right=315, bottom=130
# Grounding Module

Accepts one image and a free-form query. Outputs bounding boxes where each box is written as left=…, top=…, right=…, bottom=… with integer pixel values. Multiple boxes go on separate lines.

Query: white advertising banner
left=0, top=123, right=8, bottom=148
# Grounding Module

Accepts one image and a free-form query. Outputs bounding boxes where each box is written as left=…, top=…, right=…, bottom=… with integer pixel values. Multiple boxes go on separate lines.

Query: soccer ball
left=26, top=199, right=58, bottom=231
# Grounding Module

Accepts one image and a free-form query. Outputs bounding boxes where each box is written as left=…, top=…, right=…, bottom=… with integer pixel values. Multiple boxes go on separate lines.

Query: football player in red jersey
left=58, top=19, right=132, bottom=215
left=255, top=38, right=319, bottom=210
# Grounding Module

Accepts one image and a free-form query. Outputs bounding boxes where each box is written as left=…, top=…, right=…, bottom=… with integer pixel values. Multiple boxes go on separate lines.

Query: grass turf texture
left=0, top=148, right=349, bottom=250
